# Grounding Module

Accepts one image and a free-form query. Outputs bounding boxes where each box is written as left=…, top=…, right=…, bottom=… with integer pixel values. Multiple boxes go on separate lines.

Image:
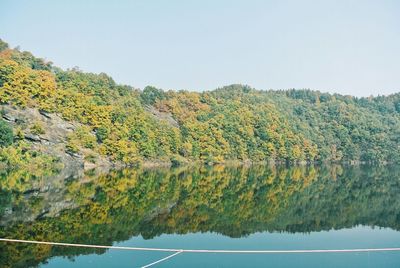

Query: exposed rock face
left=145, top=105, right=179, bottom=128
left=1, top=105, right=113, bottom=173
left=24, top=133, right=41, bottom=142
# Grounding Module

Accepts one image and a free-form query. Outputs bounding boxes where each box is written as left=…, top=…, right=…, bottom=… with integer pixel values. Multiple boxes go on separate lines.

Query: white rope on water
left=1, top=238, right=400, bottom=254
left=141, top=251, right=183, bottom=268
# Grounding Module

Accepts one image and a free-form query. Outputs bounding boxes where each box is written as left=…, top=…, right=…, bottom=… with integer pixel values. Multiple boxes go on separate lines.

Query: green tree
left=140, top=86, right=166, bottom=105
left=0, top=39, right=8, bottom=52
left=0, top=119, right=13, bottom=147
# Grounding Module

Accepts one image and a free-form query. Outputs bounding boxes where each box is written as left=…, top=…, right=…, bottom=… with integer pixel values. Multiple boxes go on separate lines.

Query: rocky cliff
left=1, top=104, right=114, bottom=171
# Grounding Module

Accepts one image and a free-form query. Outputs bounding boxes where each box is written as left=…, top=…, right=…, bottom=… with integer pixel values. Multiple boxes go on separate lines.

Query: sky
left=0, top=0, right=399, bottom=96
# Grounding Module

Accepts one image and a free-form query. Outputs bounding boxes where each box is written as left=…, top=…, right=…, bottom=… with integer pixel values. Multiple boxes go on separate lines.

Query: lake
left=1, top=165, right=400, bottom=267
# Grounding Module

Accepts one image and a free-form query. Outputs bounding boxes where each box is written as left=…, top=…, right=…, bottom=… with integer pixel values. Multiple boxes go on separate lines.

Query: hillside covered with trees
left=0, top=39, right=399, bottom=167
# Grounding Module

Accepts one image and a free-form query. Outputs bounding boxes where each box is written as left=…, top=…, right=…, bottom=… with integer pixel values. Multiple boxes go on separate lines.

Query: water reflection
left=0, top=164, right=399, bottom=267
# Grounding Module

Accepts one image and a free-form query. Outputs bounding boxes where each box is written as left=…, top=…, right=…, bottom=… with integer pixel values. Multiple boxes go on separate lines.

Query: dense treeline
left=1, top=165, right=400, bottom=267
left=0, top=39, right=399, bottom=164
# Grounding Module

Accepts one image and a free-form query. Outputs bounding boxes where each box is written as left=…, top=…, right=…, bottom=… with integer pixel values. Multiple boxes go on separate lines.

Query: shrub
left=95, top=127, right=109, bottom=143
left=0, top=119, right=13, bottom=147
left=30, top=121, right=45, bottom=135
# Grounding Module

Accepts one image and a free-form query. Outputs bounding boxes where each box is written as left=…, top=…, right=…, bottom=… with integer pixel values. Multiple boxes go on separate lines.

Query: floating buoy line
left=1, top=238, right=400, bottom=267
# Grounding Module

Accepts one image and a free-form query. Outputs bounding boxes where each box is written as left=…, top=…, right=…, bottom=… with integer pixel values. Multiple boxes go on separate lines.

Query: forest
left=1, top=38, right=400, bottom=166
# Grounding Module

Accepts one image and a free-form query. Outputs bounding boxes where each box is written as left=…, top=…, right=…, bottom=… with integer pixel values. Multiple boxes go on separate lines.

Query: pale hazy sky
left=1, top=0, right=399, bottom=96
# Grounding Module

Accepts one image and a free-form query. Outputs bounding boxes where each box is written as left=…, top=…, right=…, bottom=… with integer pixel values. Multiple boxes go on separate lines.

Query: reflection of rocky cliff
left=1, top=165, right=400, bottom=267
left=0, top=167, right=83, bottom=226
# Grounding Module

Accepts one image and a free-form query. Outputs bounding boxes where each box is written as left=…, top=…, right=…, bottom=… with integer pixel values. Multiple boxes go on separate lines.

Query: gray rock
left=39, top=110, right=53, bottom=119
left=4, top=207, right=12, bottom=215
left=66, top=151, right=83, bottom=159
left=2, top=113, right=15, bottom=122
left=146, top=106, right=180, bottom=128
left=25, top=133, right=41, bottom=142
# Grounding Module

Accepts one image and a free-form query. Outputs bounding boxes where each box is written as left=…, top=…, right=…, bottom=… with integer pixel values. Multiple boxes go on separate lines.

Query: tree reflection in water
left=0, top=164, right=399, bottom=267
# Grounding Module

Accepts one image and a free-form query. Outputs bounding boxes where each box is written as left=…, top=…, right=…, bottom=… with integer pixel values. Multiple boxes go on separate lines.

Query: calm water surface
left=1, top=165, right=400, bottom=267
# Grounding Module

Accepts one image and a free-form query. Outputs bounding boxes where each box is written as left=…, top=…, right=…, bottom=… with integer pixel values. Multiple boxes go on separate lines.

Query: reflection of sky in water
left=44, top=226, right=400, bottom=268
